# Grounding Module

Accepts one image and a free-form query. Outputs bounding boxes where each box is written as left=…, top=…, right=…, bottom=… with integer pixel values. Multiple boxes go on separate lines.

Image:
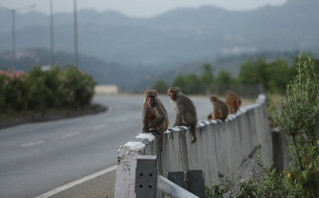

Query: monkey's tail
left=190, top=124, right=197, bottom=143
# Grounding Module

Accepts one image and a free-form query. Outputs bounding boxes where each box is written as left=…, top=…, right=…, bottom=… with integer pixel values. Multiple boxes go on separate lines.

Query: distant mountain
left=0, top=0, right=318, bottom=91
left=0, top=0, right=318, bottom=69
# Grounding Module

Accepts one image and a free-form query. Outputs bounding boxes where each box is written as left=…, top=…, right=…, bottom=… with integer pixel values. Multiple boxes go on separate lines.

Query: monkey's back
left=213, top=100, right=229, bottom=121
left=178, top=94, right=198, bottom=124
left=158, top=99, right=169, bottom=131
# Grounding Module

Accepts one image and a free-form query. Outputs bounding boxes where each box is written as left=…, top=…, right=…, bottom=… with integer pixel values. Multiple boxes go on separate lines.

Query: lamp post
left=50, top=0, right=55, bottom=66
left=1, top=5, right=35, bottom=70
left=73, top=0, right=79, bottom=67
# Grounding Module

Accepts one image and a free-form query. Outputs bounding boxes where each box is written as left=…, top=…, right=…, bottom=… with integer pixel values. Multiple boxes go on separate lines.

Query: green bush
left=0, top=65, right=96, bottom=113
left=58, top=65, right=95, bottom=108
left=0, top=70, right=29, bottom=111
left=27, top=66, right=61, bottom=110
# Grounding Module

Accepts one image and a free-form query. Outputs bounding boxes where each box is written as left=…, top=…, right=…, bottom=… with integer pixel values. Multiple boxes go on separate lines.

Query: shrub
left=0, top=70, right=29, bottom=111
left=0, top=65, right=96, bottom=113
left=57, top=65, right=95, bottom=108
left=27, top=66, right=61, bottom=110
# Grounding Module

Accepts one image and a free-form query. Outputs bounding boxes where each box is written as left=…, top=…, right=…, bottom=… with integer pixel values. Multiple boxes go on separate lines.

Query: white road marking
left=34, top=165, right=117, bottom=198
left=20, top=140, right=45, bottom=148
left=60, top=131, right=81, bottom=139
left=93, top=124, right=107, bottom=130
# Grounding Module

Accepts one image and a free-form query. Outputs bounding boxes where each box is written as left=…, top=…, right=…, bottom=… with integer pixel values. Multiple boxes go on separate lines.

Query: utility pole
left=0, top=5, right=35, bottom=70
left=73, top=0, right=79, bottom=67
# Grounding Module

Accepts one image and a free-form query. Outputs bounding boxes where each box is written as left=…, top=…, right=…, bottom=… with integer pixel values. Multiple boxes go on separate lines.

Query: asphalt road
left=0, top=94, right=212, bottom=198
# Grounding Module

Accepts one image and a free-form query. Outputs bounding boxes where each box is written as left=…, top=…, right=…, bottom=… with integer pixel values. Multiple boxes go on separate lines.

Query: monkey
left=207, top=95, right=229, bottom=121
left=225, top=90, right=241, bottom=114
left=167, top=87, right=198, bottom=143
left=142, top=89, right=169, bottom=149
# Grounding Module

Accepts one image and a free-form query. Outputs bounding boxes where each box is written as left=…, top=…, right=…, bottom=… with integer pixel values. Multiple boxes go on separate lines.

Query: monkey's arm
left=142, top=104, right=149, bottom=132
left=148, top=107, right=165, bottom=129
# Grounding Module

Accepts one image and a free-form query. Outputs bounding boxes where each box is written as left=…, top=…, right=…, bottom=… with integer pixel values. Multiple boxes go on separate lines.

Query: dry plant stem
left=292, top=134, right=304, bottom=170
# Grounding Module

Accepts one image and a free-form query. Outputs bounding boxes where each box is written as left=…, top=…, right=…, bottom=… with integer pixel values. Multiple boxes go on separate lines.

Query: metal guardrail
left=157, top=176, right=199, bottom=198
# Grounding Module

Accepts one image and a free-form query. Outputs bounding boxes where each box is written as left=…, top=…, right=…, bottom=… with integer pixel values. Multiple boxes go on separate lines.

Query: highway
left=0, top=94, right=212, bottom=198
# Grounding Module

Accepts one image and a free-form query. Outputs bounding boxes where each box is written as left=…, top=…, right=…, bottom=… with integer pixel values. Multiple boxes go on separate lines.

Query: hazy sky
left=1, top=0, right=287, bottom=18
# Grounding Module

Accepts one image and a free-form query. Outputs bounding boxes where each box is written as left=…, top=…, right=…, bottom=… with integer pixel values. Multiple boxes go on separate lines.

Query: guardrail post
left=168, top=170, right=205, bottom=198
left=135, top=155, right=158, bottom=198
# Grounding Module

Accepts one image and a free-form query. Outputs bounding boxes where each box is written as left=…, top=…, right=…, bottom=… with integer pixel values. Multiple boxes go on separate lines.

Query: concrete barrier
left=115, top=94, right=272, bottom=197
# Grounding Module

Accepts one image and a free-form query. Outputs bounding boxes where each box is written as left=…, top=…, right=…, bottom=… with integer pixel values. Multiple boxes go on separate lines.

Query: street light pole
left=73, top=0, right=79, bottom=67
left=11, top=9, right=15, bottom=70
left=0, top=5, right=35, bottom=70
left=50, top=0, right=55, bottom=66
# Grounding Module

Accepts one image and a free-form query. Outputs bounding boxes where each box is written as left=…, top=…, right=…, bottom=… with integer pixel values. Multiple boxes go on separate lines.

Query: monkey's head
left=167, top=87, right=180, bottom=101
left=210, top=95, right=218, bottom=103
left=144, top=89, right=158, bottom=106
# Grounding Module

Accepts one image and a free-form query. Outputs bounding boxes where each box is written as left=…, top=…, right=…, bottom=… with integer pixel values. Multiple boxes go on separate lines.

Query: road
left=0, top=94, right=213, bottom=198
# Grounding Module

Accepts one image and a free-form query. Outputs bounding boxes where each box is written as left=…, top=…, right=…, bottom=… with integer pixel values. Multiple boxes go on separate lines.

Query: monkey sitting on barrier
left=207, top=95, right=229, bottom=121
left=225, top=90, right=241, bottom=114
left=168, top=87, right=198, bottom=143
left=142, top=89, right=169, bottom=149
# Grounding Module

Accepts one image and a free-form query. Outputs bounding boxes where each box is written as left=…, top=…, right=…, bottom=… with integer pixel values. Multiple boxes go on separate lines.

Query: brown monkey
left=225, top=90, right=241, bottom=114
left=142, top=90, right=169, bottom=147
left=207, top=95, right=229, bottom=121
left=168, top=87, right=198, bottom=143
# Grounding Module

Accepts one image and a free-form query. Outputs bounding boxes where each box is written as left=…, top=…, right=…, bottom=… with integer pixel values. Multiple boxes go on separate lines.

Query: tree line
left=152, top=53, right=319, bottom=96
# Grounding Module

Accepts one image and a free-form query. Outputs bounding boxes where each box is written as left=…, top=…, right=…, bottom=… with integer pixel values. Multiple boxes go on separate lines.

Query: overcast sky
left=1, top=0, right=287, bottom=18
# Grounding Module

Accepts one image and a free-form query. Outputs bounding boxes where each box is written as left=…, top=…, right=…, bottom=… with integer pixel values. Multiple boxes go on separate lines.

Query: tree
left=216, top=70, right=235, bottom=85
left=239, top=58, right=295, bottom=93
left=266, top=58, right=294, bottom=93
left=152, top=80, right=169, bottom=94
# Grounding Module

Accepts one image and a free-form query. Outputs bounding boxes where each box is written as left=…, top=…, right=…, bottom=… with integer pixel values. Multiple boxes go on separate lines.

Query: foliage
left=206, top=176, right=236, bottom=198
left=206, top=54, right=319, bottom=197
left=152, top=55, right=312, bottom=95
left=239, top=58, right=294, bottom=93
left=237, top=152, right=302, bottom=198
left=154, top=64, right=242, bottom=95
left=152, top=80, right=169, bottom=94
left=0, top=70, right=29, bottom=111
left=274, top=54, right=319, bottom=169
left=0, top=65, right=96, bottom=113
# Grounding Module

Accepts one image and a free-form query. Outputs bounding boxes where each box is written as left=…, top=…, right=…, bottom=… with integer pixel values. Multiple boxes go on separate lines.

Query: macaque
left=167, top=87, right=198, bottom=143
left=207, top=95, right=229, bottom=121
left=225, top=90, right=241, bottom=114
left=142, top=90, right=169, bottom=148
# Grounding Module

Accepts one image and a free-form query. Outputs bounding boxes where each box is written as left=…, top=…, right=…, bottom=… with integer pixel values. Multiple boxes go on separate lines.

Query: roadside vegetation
left=152, top=53, right=318, bottom=97
left=206, top=54, right=319, bottom=197
left=0, top=65, right=95, bottom=116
